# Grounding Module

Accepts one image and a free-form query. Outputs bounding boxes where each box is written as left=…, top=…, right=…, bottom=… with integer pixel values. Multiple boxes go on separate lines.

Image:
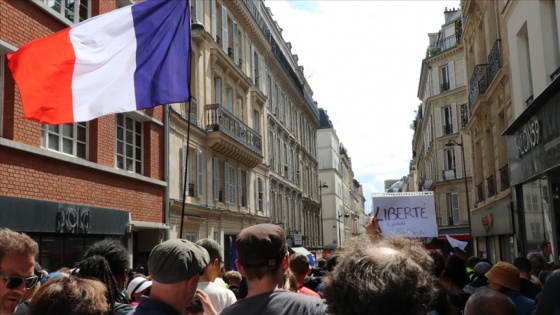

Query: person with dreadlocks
left=76, top=239, right=135, bottom=315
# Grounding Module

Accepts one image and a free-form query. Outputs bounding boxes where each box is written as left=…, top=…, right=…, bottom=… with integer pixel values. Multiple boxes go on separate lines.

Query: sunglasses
left=1, top=274, right=39, bottom=289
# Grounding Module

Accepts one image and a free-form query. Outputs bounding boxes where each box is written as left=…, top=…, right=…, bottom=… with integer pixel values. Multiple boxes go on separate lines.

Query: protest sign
left=372, top=192, right=438, bottom=237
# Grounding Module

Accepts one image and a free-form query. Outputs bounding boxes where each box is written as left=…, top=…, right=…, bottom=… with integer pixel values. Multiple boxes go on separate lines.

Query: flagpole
left=179, top=0, right=204, bottom=239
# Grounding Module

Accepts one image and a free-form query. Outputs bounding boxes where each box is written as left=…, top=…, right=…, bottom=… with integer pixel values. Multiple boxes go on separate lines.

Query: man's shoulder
left=221, top=290, right=326, bottom=315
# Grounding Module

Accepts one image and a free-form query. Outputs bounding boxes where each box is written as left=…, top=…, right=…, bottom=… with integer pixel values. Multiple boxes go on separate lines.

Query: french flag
left=7, top=0, right=192, bottom=125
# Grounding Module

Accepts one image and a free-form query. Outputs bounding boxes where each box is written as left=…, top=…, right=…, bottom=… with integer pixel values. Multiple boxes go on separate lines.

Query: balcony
left=487, top=40, right=501, bottom=85
left=460, top=104, right=470, bottom=129
left=487, top=175, right=495, bottom=198
left=499, top=165, right=510, bottom=191
left=426, top=34, right=460, bottom=58
left=468, top=64, right=489, bottom=109
left=204, top=104, right=263, bottom=168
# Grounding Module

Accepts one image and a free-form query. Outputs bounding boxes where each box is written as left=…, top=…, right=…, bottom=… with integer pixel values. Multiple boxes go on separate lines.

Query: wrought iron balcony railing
left=204, top=104, right=262, bottom=154
left=487, top=40, right=501, bottom=85
left=460, top=104, right=469, bottom=128
left=468, top=64, right=489, bottom=109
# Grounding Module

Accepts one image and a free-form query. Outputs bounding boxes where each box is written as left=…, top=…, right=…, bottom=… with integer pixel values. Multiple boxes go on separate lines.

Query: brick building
left=0, top=0, right=167, bottom=271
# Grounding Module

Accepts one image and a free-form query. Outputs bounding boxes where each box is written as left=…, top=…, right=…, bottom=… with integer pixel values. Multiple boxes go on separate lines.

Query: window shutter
left=213, top=157, right=220, bottom=201
left=437, top=149, right=444, bottom=181
left=439, top=194, right=448, bottom=225
left=432, top=66, right=440, bottom=95
left=224, top=163, right=230, bottom=203
left=195, top=0, right=203, bottom=25
left=451, top=103, right=458, bottom=133
left=435, top=107, right=442, bottom=138
left=258, top=54, right=264, bottom=91
left=250, top=45, right=255, bottom=83
left=182, top=144, right=191, bottom=194
left=233, top=22, right=239, bottom=63
left=221, top=6, right=228, bottom=51
left=238, top=168, right=243, bottom=206
left=211, top=0, right=217, bottom=42
left=448, top=61, right=456, bottom=89
left=451, top=193, right=460, bottom=225
left=246, top=172, right=250, bottom=208
left=214, top=77, right=222, bottom=104
left=455, top=146, right=463, bottom=178
left=197, top=150, right=204, bottom=197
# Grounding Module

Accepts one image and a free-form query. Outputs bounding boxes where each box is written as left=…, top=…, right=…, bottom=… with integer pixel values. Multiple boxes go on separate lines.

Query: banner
left=372, top=192, right=438, bottom=237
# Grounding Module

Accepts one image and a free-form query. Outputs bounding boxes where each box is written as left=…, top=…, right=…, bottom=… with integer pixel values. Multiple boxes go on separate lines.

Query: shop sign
left=56, top=206, right=90, bottom=233
left=514, top=118, right=540, bottom=158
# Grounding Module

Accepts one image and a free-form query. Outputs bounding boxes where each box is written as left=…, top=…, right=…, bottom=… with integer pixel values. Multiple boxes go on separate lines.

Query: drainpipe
left=164, top=104, right=170, bottom=240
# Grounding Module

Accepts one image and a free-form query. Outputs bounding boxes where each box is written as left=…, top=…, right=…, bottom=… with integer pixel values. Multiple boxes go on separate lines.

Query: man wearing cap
left=195, top=238, right=236, bottom=313
left=485, top=261, right=535, bottom=315
left=0, top=228, right=39, bottom=315
left=463, top=261, right=492, bottom=294
left=220, top=224, right=326, bottom=315
left=128, top=239, right=210, bottom=315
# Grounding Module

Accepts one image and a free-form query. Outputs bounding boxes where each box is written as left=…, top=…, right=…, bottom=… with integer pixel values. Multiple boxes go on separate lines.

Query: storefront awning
left=289, top=246, right=315, bottom=267
left=436, top=234, right=471, bottom=241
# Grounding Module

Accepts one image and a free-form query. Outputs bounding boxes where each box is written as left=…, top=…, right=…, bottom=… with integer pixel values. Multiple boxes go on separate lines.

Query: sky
left=264, top=0, right=460, bottom=213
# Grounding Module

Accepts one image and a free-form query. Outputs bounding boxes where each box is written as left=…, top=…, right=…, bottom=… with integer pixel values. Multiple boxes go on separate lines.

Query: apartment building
left=317, top=109, right=366, bottom=250
left=0, top=0, right=167, bottom=270
left=502, top=0, right=560, bottom=265
left=413, top=7, right=472, bottom=253
left=461, top=0, right=515, bottom=263
left=164, top=0, right=323, bottom=266
left=1, top=0, right=324, bottom=271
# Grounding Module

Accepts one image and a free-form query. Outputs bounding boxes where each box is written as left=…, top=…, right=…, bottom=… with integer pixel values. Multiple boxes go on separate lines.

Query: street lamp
left=338, top=211, right=350, bottom=248
left=445, top=134, right=472, bottom=244
left=319, top=182, right=328, bottom=247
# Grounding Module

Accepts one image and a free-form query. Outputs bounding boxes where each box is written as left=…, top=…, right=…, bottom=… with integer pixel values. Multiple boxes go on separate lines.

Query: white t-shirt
left=197, top=281, right=237, bottom=314
left=213, top=277, right=228, bottom=288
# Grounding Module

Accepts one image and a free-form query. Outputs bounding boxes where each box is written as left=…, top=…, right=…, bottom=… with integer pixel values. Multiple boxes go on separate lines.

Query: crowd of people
left=2, top=218, right=560, bottom=315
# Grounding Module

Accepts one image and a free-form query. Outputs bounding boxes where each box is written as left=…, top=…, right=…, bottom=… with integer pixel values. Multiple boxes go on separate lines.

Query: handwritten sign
left=372, top=192, right=437, bottom=237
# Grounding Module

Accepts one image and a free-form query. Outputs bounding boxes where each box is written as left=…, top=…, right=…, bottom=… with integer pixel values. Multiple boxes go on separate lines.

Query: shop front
left=504, top=76, right=560, bottom=265
left=0, top=195, right=130, bottom=272
left=471, top=201, right=516, bottom=264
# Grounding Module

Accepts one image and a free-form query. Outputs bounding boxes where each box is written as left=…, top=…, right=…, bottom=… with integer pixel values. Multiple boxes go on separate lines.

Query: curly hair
left=0, top=228, right=38, bottom=262
left=323, top=237, right=436, bottom=315
left=28, top=276, right=109, bottom=315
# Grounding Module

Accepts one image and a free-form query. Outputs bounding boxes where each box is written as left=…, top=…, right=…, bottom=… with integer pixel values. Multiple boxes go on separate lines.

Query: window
left=525, top=194, right=539, bottom=212
left=36, top=0, right=90, bottom=24
left=441, top=66, right=450, bottom=91
left=214, top=77, right=222, bottom=105
left=443, top=106, right=453, bottom=135
left=236, top=95, right=244, bottom=120
left=447, top=193, right=459, bottom=225
left=116, top=114, right=142, bottom=174
left=226, top=87, right=233, bottom=112
left=530, top=222, right=541, bottom=240
left=185, top=232, right=196, bottom=242
left=42, top=123, right=87, bottom=158
left=253, top=110, right=260, bottom=134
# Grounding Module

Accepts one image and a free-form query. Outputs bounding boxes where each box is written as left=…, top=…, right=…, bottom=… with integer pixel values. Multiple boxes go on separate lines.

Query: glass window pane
left=117, top=114, right=123, bottom=126
left=77, top=143, right=86, bottom=158
left=48, top=124, right=58, bottom=132
left=117, top=156, right=124, bottom=169
left=117, top=143, right=123, bottom=155
left=135, top=134, right=141, bottom=146
left=41, top=236, right=63, bottom=272
left=64, top=237, right=83, bottom=269
left=126, top=130, right=133, bottom=143
left=135, top=121, right=142, bottom=132
left=126, top=117, right=133, bottom=130
left=48, top=134, right=59, bottom=150
left=62, top=124, right=73, bottom=137
left=126, top=144, right=133, bottom=158
left=62, top=138, right=73, bottom=154
left=117, top=127, right=124, bottom=141
left=135, top=161, right=142, bottom=174
left=77, top=125, right=86, bottom=142
left=135, top=147, right=141, bottom=159
left=126, top=158, right=133, bottom=171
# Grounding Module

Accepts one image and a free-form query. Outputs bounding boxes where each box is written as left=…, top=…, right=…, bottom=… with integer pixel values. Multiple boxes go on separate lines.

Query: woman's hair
left=282, top=268, right=297, bottom=292
left=28, top=276, right=109, bottom=315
